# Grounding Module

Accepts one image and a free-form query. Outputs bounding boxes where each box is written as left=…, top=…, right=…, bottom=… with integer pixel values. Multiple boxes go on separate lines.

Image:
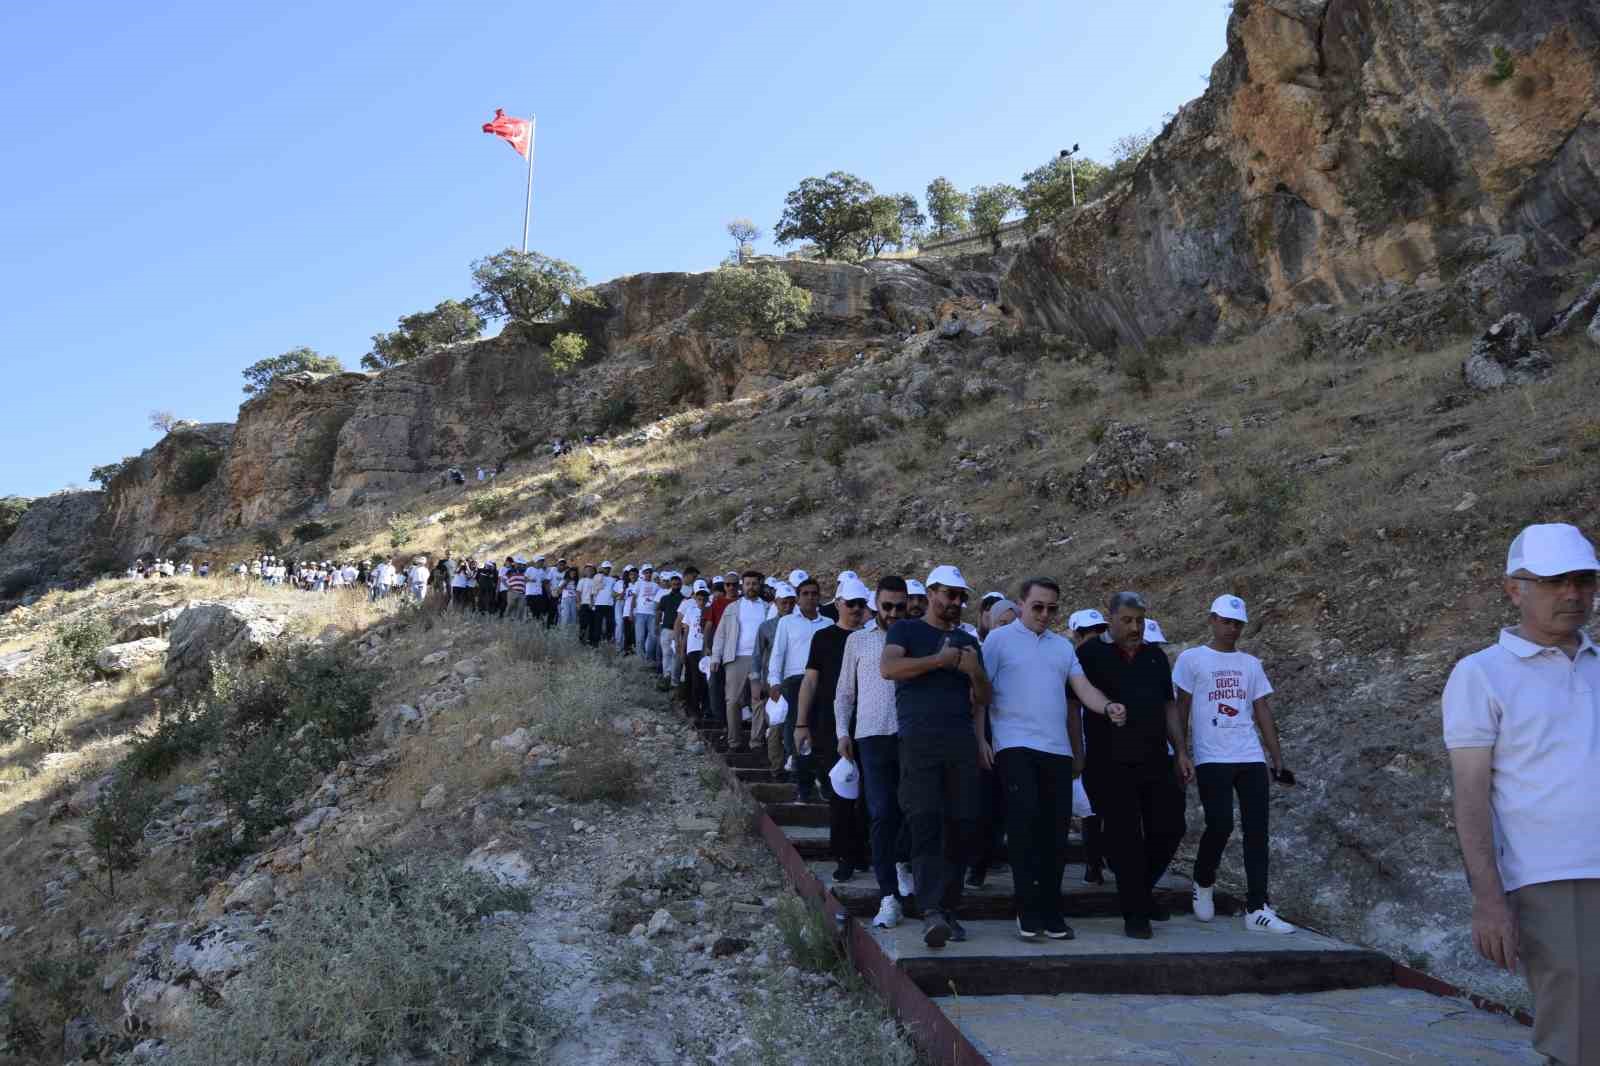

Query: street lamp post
left=1059, top=144, right=1081, bottom=207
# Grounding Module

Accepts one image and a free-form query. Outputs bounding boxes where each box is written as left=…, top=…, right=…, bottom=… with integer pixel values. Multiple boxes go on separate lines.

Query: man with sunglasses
left=837, top=576, right=917, bottom=927
left=796, top=575, right=874, bottom=881
left=906, top=579, right=928, bottom=619
left=1444, top=523, right=1600, bottom=1066
left=768, top=576, right=833, bottom=801
left=981, top=578, right=1125, bottom=941
left=882, top=565, right=991, bottom=948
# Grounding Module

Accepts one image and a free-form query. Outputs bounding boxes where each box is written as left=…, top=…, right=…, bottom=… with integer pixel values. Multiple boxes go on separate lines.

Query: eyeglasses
left=1028, top=603, right=1061, bottom=614
left=933, top=588, right=969, bottom=604
left=844, top=598, right=869, bottom=610
left=1519, top=573, right=1599, bottom=590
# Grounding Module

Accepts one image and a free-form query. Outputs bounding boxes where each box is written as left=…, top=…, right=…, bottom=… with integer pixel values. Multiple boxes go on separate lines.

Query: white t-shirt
left=681, top=600, right=705, bottom=654
left=736, top=598, right=766, bottom=658
left=408, top=565, right=429, bottom=585
left=594, top=575, right=615, bottom=606
left=1173, top=645, right=1272, bottom=765
left=1443, top=628, right=1600, bottom=892
left=544, top=566, right=562, bottom=594
left=635, top=579, right=660, bottom=615
left=621, top=582, right=636, bottom=617
left=578, top=576, right=594, bottom=605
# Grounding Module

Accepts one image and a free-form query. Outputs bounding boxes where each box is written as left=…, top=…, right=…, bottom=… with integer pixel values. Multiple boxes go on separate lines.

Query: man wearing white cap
left=769, top=576, right=833, bottom=800
left=882, top=564, right=991, bottom=948
left=1067, top=609, right=1111, bottom=883
left=634, top=565, right=660, bottom=670
left=593, top=562, right=616, bottom=646
left=1444, top=523, right=1600, bottom=1065
left=906, top=579, right=928, bottom=620
left=1173, top=595, right=1294, bottom=934
left=752, top=582, right=796, bottom=770
left=796, top=574, right=873, bottom=880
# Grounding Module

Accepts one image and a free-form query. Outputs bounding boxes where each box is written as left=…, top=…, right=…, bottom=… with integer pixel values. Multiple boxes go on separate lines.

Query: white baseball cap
left=600, top=560, right=613, bottom=569
left=907, top=579, right=928, bottom=596
left=1506, top=523, right=1600, bottom=577
left=788, top=568, right=809, bottom=586
left=692, top=579, right=709, bottom=594
left=1069, top=608, right=1107, bottom=631
left=774, top=582, right=796, bottom=599
left=867, top=591, right=878, bottom=611
left=642, top=563, right=654, bottom=572
left=837, top=576, right=872, bottom=602
left=764, top=576, right=777, bottom=588
left=925, top=564, right=972, bottom=592
left=981, top=590, right=1005, bottom=606
left=828, top=757, right=860, bottom=801
left=1144, top=619, right=1169, bottom=644
left=1210, top=594, right=1248, bottom=622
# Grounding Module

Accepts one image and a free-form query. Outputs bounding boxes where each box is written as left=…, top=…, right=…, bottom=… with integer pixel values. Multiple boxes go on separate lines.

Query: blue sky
left=0, top=0, right=1229, bottom=499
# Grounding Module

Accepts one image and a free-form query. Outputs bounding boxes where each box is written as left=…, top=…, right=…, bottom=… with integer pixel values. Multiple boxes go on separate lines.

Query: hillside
left=1, top=0, right=1600, bottom=1048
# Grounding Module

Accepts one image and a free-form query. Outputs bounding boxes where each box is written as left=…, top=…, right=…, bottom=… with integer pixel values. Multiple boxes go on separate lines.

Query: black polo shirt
left=1077, top=638, right=1174, bottom=768
left=803, top=625, right=853, bottom=741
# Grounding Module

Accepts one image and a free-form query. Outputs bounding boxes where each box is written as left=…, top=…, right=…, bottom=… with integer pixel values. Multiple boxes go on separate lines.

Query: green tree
left=895, top=193, right=927, bottom=249
left=726, top=218, right=761, bottom=264
left=0, top=497, right=30, bottom=544
left=241, top=347, right=343, bottom=395
left=1019, top=154, right=1109, bottom=231
left=925, top=177, right=967, bottom=238
left=692, top=265, right=813, bottom=339
left=89, top=457, right=137, bottom=489
left=469, top=249, right=594, bottom=325
left=363, top=299, right=483, bottom=370
left=855, top=195, right=906, bottom=258
left=548, top=332, right=589, bottom=371
left=968, top=183, right=1021, bottom=252
left=773, top=171, right=876, bottom=261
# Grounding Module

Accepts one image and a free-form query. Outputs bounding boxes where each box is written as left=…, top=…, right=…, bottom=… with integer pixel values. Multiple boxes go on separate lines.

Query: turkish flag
left=481, top=108, right=532, bottom=159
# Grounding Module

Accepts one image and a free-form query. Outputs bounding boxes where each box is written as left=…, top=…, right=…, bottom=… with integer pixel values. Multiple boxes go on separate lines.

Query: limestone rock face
left=0, top=489, right=104, bottom=596
left=1002, top=0, right=1600, bottom=345
left=163, top=599, right=287, bottom=692
left=96, top=637, right=170, bottom=675
left=98, top=423, right=234, bottom=558
left=221, top=370, right=369, bottom=529
left=1463, top=313, right=1553, bottom=389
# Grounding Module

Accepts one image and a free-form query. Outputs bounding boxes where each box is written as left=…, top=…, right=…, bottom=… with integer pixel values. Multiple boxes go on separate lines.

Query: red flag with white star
left=481, top=108, right=531, bottom=159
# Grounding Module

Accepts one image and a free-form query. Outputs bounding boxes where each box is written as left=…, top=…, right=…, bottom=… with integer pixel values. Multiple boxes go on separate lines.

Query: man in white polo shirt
left=1173, top=595, right=1294, bottom=934
left=768, top=575, right=833, bottom=801
left=1443, top=522, right=1600, bottom=1066
left=981, top=577, right=1125, bottom=941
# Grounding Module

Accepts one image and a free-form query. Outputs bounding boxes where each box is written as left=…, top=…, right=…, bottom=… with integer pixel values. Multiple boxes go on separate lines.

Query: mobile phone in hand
left=1273, top=768, right=1296, bottom=786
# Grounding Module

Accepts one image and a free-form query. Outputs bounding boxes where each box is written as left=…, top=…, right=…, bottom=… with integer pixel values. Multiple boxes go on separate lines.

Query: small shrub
left=1223, top=462, right=1304, bottom=551
left=645, top=469, right=682, bottom=492
left=124, top=698, right=220, bottom=781
left=54, top=616, right=112, bottom=676
left=89, top=773, right=159, bottom=898
left=0, top=496, right=31, bottom=545
left=1119, top=337, right=1176, bottom=397
left=1487, top=45, right=1515, bottom=84
left=3, top=952, right=97, bottom=1059
left=0, top=645, right=78, bottom=748
left=665, top=357, right=704, bottom=406
left=1348, top=120, right=1457, bottom=229
left=386, top=511, right=417, bottom=550
left=162, top=856, right=556, bottom=1065
left=548, top=330, right=589, bottom=371
left=556, top=449, right=598, bottom=487
left=546, top=746, right=644, bottom=804
left=600, top=392, right=638, bottom=432
left=172, top=447, right=223, bottom=495
left=1088, top=419, right=1111, bottom=446
left=468, top=490, right=511, bottom=523
left=774, top=896, right=842, bottom=974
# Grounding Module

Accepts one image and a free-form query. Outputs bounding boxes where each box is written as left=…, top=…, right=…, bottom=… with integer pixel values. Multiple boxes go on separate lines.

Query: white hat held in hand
left=1506, top=523, right=1599, bottom=576
left=924, top=564, right=971, bottom=591
left=1209, top=595, right=1248, bottom=623
left=829, top=758, right=861, bottom=801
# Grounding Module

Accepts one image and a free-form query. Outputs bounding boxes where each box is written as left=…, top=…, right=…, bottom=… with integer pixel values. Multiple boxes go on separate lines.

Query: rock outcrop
left=0, top=489, right=105, bottom=596
left=98, top=423, right=235, bottom=557
left=96, top=637, right=170, bottom=675
left=1463, top=312, right=1553, bottom=389
left=163, top=599, right=288, bottom=692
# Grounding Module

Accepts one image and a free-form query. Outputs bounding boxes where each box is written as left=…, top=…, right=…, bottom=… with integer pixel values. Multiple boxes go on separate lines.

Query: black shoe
left=1148, top=904, right=1172, bottom=922
left=832, top=864, right=855, bottom=883
left=1083, top=863, right=1104, bottom=885
left=1124, top=918, right=1154, bottom=940
left=922, top=914, right=951, bottom=949
left=1016, top=915, right=1041, bottom=940
left=946, top=915, right=968, bottom=942
left=1044, top=915, right=1075, bottom=941
left=966, top=870, right=987, bottom=888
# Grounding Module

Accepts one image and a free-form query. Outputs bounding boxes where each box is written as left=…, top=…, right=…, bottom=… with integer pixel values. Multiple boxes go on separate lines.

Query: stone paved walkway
left=948, top=987, right=1541, bottom=1065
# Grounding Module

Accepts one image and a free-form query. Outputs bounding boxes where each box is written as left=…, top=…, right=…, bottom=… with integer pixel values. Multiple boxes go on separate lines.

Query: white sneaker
left=872, top=895, right=903, bottom=929
left=1193, top=883, right=1215, bottom=922
left=784, top=756, right=795, bottom=771
left=1244, top=905, right=1296, bottom=934
left=896, top=862, right=915, bottom=898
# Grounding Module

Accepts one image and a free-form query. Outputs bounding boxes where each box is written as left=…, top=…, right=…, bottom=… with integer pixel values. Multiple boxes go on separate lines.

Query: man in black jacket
left=1076, top=590, right=1188, bottom=939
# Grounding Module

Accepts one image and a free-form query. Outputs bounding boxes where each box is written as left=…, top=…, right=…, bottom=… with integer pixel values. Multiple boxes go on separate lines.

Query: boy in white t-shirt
left=1172, top=594, right=1294, bottom=934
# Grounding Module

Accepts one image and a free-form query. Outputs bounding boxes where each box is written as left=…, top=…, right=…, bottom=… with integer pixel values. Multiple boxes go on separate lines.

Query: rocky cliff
left=1003, top=0, right=1600, bottom=346
left=6, top=0, right=1596, bottom=589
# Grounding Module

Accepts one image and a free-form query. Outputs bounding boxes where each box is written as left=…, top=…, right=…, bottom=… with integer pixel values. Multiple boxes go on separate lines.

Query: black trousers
left=971, top=764, right=1007, bottom=879
left=622, top=615, right=636, bottom=653
left=898, top=731, right=981, bottom=919
left=476, top=582, right=496, bottom=613
left=684, top=651, right=707, bottom=718
left=815, top=746, right=871, bottom=871
left=1083, top=815, right=1106, bottom=868
left=578, top=604, right=594, bottom=644
left=1083, top=758, right=1187, bottom=921
left=1194, top=761, right=1271, bottom=911
left=858, top=735, right=913, bottom=901
left=598, top=607, right=615, bottom=645
left=997, top=747, right=1074, bottom=924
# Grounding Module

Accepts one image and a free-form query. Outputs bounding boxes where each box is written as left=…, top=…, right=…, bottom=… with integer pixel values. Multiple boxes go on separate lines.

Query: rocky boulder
left=163, top=599, right=287, bottom=692
left=1543, top=277, right=1600, bottom=347
left=1463, top=313, right=1553, bottom=390
left=96, top=637, right=170, bottom=675
left=0, top=489, right=105, bottom=598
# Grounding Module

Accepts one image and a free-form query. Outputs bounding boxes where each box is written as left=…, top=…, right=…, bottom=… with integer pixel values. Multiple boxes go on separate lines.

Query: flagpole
left=522, top=116, right=536, bottom=254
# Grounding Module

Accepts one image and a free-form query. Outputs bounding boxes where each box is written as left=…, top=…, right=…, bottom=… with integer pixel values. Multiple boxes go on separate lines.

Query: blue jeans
left=635, top=614, right=657, bottom=668
left=857, top=735, right=911, bottom=901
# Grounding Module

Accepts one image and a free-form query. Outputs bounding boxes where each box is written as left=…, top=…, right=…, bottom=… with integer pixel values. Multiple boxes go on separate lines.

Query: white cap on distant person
left=907, top=579, right=927, bottom=596
left=1506, top=523, right=1600, bottom=577
left=924, top=564, right=971, bottom=591
left=1209, top=594, right=1248, bottom=623
left=837, top=576, right=872, bottom=602
left=642, top=563, right=654, bottom=572
left=1144, top=619, right=1169, bottom=644
left=1069, top=608, right=1107, bottom=631
left=692, top=579, right=709, bottom=594
left=600, top=560, right=613, bottom=569
left=788, top=568, right=809, bottom=586
left=981, top=590, right=1004, bottom=606
left=774, top=582, right=796, bottom=599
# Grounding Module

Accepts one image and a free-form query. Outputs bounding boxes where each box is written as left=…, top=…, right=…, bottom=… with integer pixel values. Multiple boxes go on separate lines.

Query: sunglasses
left=1028, top=603, right=1061, bottom=614
left=941, top=591, right=970, bottom=605
left=844, top=598, right=869, bottom=610
left=878, top=601, right=907, bottom=615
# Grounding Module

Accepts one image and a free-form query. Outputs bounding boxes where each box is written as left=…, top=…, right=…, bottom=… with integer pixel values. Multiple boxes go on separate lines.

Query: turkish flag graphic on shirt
left=1218, top=702, right=1241, bottom=717
left=481, top=109, right=531, bottom=158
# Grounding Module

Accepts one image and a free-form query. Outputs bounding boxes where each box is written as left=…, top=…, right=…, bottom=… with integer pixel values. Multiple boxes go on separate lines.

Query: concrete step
left=723, top=750, right=770, bottom=770
left=766, top=801, right=830, bottom=827
left=750, top=782, right=799, bottom=804
left=734, top=767, right=781, bottom=783
left=950, top=986, right=1541, bottom=1065
left=867, top=917, right=1393, bottom=998
left=811, top=862, right=1228, bottom=921
left=776, top=821, right=1082, bottom=867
